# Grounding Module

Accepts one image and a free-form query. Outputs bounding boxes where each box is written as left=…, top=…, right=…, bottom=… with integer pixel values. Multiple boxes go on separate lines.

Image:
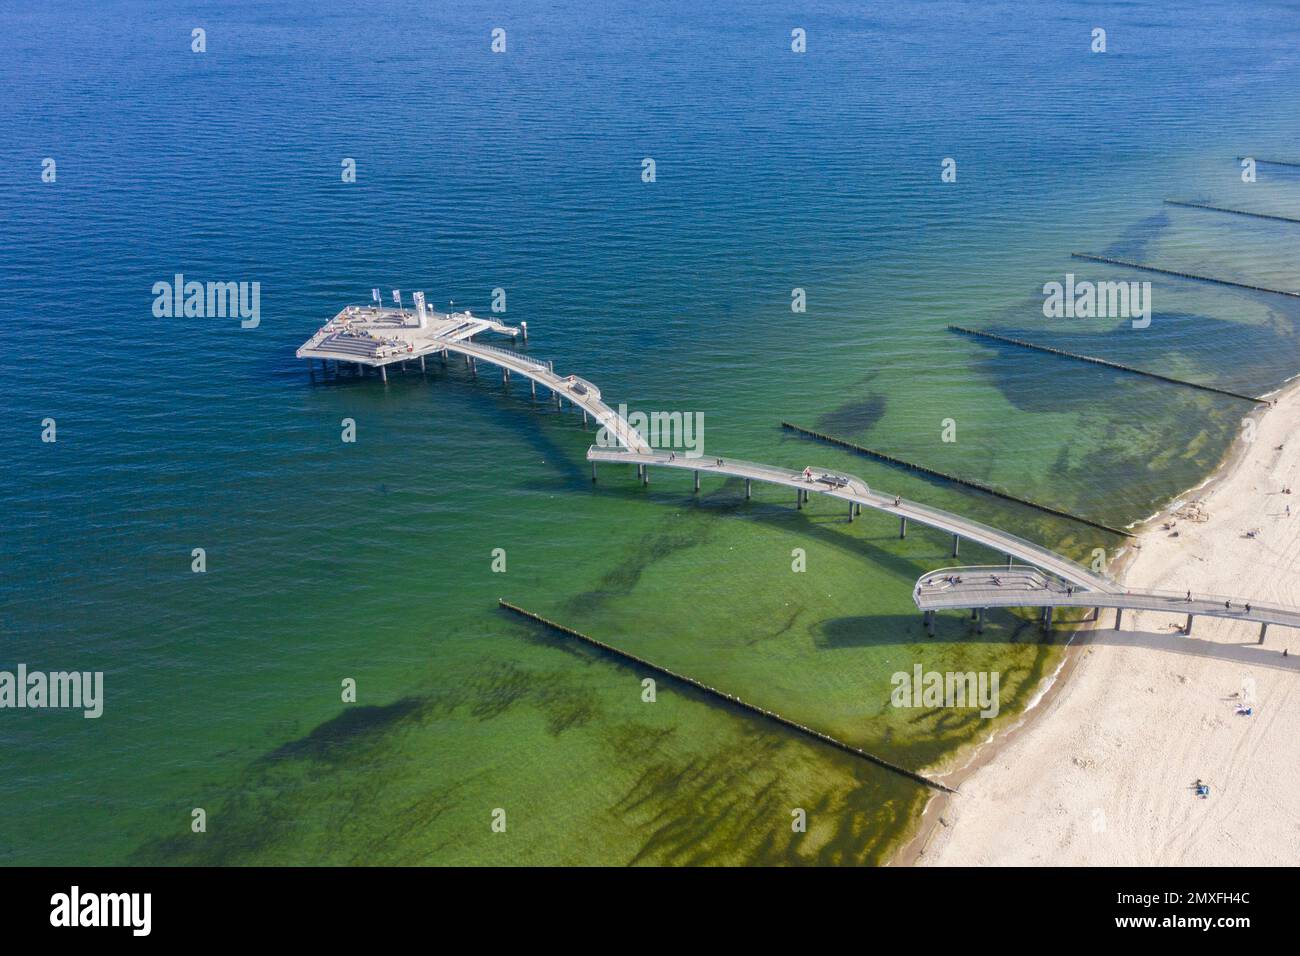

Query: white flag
left=371, top=288, right=381, bottom=303
left=391, top=289, right=402, bottom=307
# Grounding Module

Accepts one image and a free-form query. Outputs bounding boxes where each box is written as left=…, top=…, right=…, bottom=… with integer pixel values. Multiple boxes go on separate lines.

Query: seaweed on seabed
left=260, top=697, right=424, bottom=765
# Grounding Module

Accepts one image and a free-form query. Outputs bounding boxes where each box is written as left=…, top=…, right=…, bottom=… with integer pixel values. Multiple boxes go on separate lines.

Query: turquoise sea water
left=3, top=0, right=1300, bottom=864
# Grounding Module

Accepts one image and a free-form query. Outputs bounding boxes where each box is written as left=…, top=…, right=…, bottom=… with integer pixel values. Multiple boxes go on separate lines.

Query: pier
left=913, top=567, right=1300, bottom=643
left=781, top=420, right=1136, bottom=536
left=947, top=326, right=1267, bottom=405
left=588, top=446, right=1118, bottom=592
left=499, top=600, right=954, bottom=794
left=297, top=301, right=649, bottom=452
left=1070, top=252, right=1300, bottom=299
left=299, top=295, right=1299, bottom=625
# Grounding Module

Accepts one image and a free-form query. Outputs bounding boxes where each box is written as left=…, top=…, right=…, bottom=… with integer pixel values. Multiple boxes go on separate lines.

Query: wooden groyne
left=1071, top=252, right=1300, bottom=299
left=498, top=600, right=955, bottom=794
left=1164, top=199, right=1300, bottom=225
left=1237, top=156, right=1300, bottom=169
left=780, top=421, right=1134, bottom=538
left=947, top=325, right=1268, bottom=406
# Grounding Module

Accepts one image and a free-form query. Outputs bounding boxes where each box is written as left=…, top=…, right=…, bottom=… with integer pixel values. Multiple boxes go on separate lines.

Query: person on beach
left=1186, top=590, right=1192, bottom=602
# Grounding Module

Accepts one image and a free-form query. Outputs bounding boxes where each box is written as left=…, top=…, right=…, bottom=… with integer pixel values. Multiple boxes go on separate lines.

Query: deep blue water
left=2, top=0, right=1300, bottom=864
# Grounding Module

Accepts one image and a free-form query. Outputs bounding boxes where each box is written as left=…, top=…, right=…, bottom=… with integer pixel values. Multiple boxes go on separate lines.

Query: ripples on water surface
left=2, top=0, right=1299, bottom=864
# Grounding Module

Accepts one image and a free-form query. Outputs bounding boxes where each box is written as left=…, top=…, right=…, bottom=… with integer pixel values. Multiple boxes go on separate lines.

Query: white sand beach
left=914, top=383, right=1300, bottom=866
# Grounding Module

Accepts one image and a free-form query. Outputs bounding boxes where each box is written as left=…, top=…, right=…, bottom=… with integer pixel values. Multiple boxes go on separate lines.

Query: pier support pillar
left=583, top=410, right=588, bottom=427
left=380, top=365, right=388, bottom=383
left=797, top=489, right=803, bottom=510
left=848, top=500, right=855, bottom=522
left=521, top=321, right=528, bottom=342
left=1005, top=554, right=1013, bottom=568
left=420, top=354, right=426, bottom=373
left=977, top=607, right=985, bottom=634
left=925, top=611, right=936, bottom=637
left=531, top=380, right=537, bottom=400
left=1259, top=622, right=1268, bottom=644
left=694, top=470, right=700, bottom=493
left=899, top=516, right=907, bottom=538
left=1185, top=614, right=1194, bottom=635
left=952, top=534, right=960, bottom=557
left=855, top=503, right=862, bottom=517
left=470, top=358, right=477, bottom=378
left=1043, top=606, right=1054, bottom=631
left=1114, top=608, right=1123, bottom=631
left=591, top=462, right=597, bottom=484
left=745, top=479, right=752, bottom=500
left=643, top=466, right=649, bottom=486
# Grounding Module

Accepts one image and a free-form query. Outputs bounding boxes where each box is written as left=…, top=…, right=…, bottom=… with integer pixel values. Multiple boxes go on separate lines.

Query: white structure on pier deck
left=297, top=302, right=650, bottom=453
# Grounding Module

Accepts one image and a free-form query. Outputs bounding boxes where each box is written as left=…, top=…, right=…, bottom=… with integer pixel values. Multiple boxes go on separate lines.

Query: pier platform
left=913, top=566, right=1300, bottom=639
left=296, top=304, right=521, bottom=369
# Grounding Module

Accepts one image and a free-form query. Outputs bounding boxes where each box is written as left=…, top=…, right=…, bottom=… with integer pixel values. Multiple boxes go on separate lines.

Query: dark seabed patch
left=815, top=393, right=888, bottom=436
left=261, top=697, right=424, bottom=765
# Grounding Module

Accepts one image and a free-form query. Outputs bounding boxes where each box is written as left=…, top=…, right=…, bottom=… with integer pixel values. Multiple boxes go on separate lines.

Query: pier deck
left=296, top=304, right=520, bottom=366
left=587, top=448, right=1118, bottom=592
left=914, top=566, right=1300, bottom=638
left=297, top=304, right=650, bottom=452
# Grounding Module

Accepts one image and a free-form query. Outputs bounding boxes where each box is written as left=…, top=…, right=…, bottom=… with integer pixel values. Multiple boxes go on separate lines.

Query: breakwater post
left=1164, top=198, right=1300, bottom=225
left=1070, top=251, right=1300, bottom=299
left=498, top=600, right=955, bottom=794
left=946, top=326, right=1266, bottom=406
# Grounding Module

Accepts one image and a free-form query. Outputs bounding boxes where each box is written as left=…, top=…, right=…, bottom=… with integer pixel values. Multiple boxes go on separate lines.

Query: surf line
left=499, top=600, right=955, bottom=794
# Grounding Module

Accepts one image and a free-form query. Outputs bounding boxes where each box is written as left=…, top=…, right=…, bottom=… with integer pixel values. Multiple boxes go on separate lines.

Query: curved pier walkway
left=298, top=303, right=650, bottom=453
left=587, top=447, right=1118, bottom=593
left=913, top=566, right=1300, bottom=641
left=437, top=338, right=651, bottom=453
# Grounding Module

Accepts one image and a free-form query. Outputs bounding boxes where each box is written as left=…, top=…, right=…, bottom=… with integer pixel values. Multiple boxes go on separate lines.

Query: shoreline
left=894, top=376, right=1300, bottom=866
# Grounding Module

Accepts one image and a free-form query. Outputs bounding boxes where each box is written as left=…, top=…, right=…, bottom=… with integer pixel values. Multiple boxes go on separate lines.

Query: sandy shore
left=911, top=381, right=1300, bottom=866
